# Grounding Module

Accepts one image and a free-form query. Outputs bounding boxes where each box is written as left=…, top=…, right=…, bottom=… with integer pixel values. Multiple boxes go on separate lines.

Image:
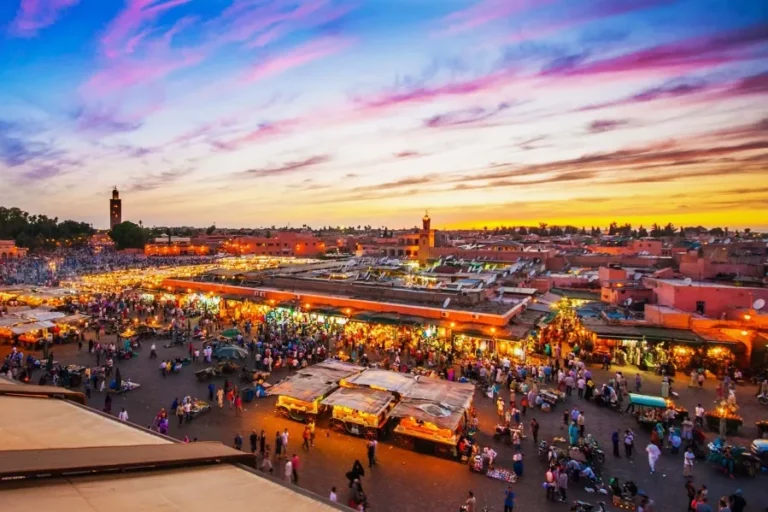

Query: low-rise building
left=0, top=240, right=27, bottom=260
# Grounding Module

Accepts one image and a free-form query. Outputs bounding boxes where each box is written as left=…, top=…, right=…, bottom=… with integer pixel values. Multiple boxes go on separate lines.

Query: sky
left=0, top=0, right=767, bottom=231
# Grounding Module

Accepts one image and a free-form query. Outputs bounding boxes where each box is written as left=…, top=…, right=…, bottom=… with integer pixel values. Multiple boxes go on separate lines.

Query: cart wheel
left=746, top=464, right=756, bottom=477
left=393, top=434, right=415, bottom=450
left=330, top=419, right=346, bottom=433
left=276, top=407, right=289, bottom=419
left=434, top=444, right=452, bottom=459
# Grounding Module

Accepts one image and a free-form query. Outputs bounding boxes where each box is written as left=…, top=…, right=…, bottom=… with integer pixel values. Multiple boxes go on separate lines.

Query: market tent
left=550, top=288, right=601, bottom=301
left=587, top=324, right=642, bottom=340
left=21, top=310, right=65, bottom=322
left=220, top=328, right=240, bottom=339
left=55, top=314, right=88, bottom=325
left=389, top=398, right=466, bottom=431
left=214, top=345, right=249, bottom=360
left=268, top=360, right=365, bottom=402
left=344, top=369, right=416, bottom=395
left=368, top=313, right=401, bottom=325
left=311, top=306, right=344, bottom=317
left=11, top=323, right=46, bottom=335
left=321, top=387, right=394, bottom=415
left=388, top=377, right=475, bottom=430
left=628, top=393, right=667, bottom=408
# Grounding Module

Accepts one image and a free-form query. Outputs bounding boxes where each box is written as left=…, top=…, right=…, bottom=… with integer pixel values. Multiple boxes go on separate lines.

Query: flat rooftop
left=0, top=386, right=340, bottom=512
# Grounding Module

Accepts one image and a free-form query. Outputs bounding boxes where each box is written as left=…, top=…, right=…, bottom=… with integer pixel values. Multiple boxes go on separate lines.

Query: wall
left=648, top=279, right=768, bottom=318
left=601, top=286, right=654, bottom=305
left=163, top=279, right=527, bottom=327
left=144, top=244, right=209, bottom=256
left=225, top=233, right=325, bottom=257
left=679, top=256, right=764, bottom=279
left=427, top=246, right=554, bottom=263
left=567, top=254, right=675, bottom=269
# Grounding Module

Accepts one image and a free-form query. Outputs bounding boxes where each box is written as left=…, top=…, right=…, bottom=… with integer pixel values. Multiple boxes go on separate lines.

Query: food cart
left=268, top=359, right=364, bottom=423
left=322, top=386, right=396, bottom=439
left=705, top=408, right=743, bottom=435
left=189, top=398, right=212, bottom=419
left=628, top=393, right=688, bottom=428
left=389, top=378, right=475, bottom=460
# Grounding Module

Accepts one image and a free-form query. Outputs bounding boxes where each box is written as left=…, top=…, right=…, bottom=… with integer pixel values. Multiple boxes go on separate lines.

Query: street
left=5, top=336, right=767, bottom=512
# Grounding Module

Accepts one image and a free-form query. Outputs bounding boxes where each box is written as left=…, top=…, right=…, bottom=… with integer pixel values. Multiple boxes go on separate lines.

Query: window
left=695, top=301, right=705, bottom=315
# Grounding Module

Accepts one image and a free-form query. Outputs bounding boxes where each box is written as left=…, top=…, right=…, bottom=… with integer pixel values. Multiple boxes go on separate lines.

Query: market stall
left=705, top=407, right=743, bottom=436
left=342, top=368, right=416, bottom=395
left=268, top=359, right=365, bottom=423
left=322, top=386, right=395, bottom=439
left=628, top=393, right=688, bottom=428
left=189, top=398, right=212, bottom=419
left=389, top=378, right=475, bottom=460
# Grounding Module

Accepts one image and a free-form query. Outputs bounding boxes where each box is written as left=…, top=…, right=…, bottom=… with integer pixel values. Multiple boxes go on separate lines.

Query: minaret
left=418, top=210, right=434, bottom=264
left=110, top=187, right=122, bottom=229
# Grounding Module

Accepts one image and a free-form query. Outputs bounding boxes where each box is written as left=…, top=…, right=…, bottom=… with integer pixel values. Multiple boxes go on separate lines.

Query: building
left=0, top=240, right=27, bottom=260
left=0, top=380, right=341, bottom=511
left=144, top=237, right=210, bottom=256
left=223, top=232, right=326, bottom=257
left=109, top=187, right=122, bottom=229
left=644, top=278, right=768, bottom=319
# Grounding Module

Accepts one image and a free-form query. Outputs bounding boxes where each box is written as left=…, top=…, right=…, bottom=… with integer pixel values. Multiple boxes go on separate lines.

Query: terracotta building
left=0, top=240, right=27, bottom=260
left=223, top=232, right=325, bottom=257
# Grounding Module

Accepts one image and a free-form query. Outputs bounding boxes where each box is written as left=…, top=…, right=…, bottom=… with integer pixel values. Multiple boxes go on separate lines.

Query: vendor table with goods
left=189, top=398, right=212, bottom=418
left=469, top=455, right=518, bottom=483
left=705, top=409, right=743, bottom=435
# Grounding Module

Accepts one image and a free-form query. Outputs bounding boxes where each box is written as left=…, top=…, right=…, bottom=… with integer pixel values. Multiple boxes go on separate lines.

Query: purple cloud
left=437, top=0, right=548, bottom=36
left=394, top=150, right=421, bottom=158
left=237, top=155, right=331, bottom=178
left=9, top=0, right=79, bottom=37
left=242, top=37, right=353, bottom=83
left=71, top=106, right=144, bottom=134
left=547, top=23, right=768, bottom=79
left=586, top=119, right=631, bottom=133
left=424, top=102, right=511, bottom=128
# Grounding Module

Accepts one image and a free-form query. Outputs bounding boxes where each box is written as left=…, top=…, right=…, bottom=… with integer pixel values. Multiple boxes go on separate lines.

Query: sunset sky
left=0, top=0, right=766, bottom=230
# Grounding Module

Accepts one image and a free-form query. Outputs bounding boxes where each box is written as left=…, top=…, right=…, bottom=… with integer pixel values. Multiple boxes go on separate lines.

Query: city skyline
left=0, top=0, right=767, bottom=230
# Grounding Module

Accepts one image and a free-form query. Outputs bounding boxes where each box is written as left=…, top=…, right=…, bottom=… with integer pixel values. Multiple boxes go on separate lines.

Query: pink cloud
left=437, top=0, right=545, bottom=37
left=548, top=23, right=768, bottom=79
left=101, top=0, right=191, bottom=59
left=242, top=37, right=353, bottom=83
left=9, top=0, right=79, bottom=37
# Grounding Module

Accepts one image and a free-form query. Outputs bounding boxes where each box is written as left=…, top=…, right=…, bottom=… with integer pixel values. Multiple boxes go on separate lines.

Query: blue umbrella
left=214, top=345, right=248, bottom=360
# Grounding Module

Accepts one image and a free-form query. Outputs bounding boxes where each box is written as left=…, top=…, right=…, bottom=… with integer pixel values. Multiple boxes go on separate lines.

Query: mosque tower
left=110, top=187, right=122, bottom=229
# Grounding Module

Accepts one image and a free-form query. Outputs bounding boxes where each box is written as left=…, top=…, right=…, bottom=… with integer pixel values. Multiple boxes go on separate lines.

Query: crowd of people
left=0, top=247, right=214, bottom=285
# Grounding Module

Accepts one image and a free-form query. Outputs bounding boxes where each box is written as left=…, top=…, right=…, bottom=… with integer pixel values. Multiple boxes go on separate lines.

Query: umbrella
left=220, top=328, right=240, bottom=339
left=214, top=345, right=248, bottom=360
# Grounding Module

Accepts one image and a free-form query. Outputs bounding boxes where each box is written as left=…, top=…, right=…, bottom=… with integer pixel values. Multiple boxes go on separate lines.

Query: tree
left=518, top=226, right=528, bottom=235
left=206, top=224, right=216, bottom=235
left=108, top=221, right=148, bottom=250
left=638, top=225, right=648, bottom=238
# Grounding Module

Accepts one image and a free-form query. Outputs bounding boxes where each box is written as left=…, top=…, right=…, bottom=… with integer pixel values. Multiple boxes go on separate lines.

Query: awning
left=634, top=327, right=703, bottom=344
left=550, top=288, right=601, bottom=301
left=11, top=323, right=47, bottom=335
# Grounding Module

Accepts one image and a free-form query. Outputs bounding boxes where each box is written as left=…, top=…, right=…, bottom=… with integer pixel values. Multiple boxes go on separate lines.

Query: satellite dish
left=754, top=299, right=766, bottom=310
left=442, top=298, right=451, bottom=309
left=683, top=277, right=692, bottom=286
left=626, top=298, right=633, bottom=306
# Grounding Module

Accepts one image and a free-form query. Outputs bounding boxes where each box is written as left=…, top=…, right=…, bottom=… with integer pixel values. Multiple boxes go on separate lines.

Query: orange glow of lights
left=744, top=314, right=751, bottom=320
left=741, top=330, right=748, bottom=336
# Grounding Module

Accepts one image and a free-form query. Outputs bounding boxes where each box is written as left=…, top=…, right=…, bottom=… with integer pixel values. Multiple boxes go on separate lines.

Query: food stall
left=268, top=359, right=364, bottom=423
left=189, top=398, right=212, bottom=419
left=705, top=407, right=743, bottom=435
left=389, top=378, right=475, bottom=460
left=628, top=393, right=688, bottom=428
left=322, top=386, right=396, bottom=439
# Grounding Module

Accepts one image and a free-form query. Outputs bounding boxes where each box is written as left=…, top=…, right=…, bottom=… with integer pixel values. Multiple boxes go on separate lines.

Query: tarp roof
left=268, top=360, right=364, bottom=402
left=550, top=288, right=601, bottom=301
left=344, top=369, right=416, bottom=394
left=321, top=387, right=394, bottom=415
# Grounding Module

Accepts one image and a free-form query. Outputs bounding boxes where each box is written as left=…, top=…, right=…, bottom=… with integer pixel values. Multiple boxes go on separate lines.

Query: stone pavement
left=5, top=338, right=767, bottom=512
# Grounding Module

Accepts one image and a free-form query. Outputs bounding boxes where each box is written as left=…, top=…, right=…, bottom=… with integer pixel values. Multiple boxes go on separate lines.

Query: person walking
left=250, top=430, right=258, bottom=454
left=367, top=438, right=376, bottom=468
left=308, top=419, right=316, bottom=447
left=118, top=407, right=129, bottom=421
left=635, top=373, right=642, bottom=393
left=284, top=458, right=293, bottom=483
left=530, top=418, right=539, bottom=444
left=684, top=446, right=695, bottom=479
left=235, top=393, right=243, bottom=417
left=556, top=468, right=568, bottom=502
left=216, top=388, right=224, bottom=408
left=624, top=429, right=635, bottom=457
left=234, top=432, right=243, bottom=451
left=208, top=382, right=215, bottom=402
left=259, top=430, right=266, bottom=458
left=646, top=442, right=661, bottom=474
left=176, top=403, right=184, bottom=426
left=275, top=431, right=283, bottom=460
left=281, top=429, right=289, bottom=455
left=302, top=425, right=311, bottom=451
left=612, top=430, right=621, bottom=457
left=329, top=487, right=338, bottom=502
left=291, top=453, right=300, bottom=484
left=504, top=485, right=515, bottom=512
